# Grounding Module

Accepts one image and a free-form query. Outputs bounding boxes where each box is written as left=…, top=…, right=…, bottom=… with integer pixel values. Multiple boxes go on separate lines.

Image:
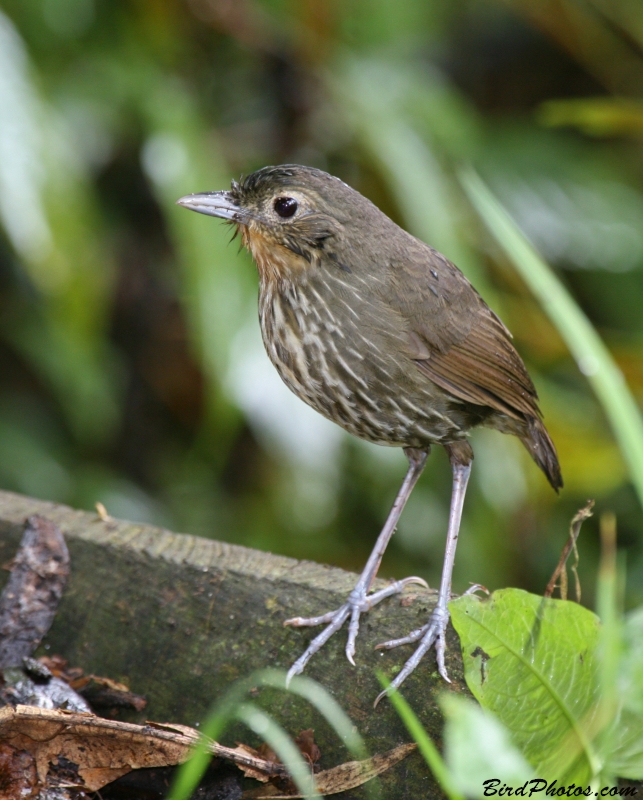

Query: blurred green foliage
left=1, top=0, right=643, bottom=613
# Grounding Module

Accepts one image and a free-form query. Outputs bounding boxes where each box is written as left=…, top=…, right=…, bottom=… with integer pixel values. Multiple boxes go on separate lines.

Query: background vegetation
left=1, top=0, right=642, bottom=613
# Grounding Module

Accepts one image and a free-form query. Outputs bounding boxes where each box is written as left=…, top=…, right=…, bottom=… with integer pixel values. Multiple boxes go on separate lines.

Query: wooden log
left=0, top=490, right=471, bottom=798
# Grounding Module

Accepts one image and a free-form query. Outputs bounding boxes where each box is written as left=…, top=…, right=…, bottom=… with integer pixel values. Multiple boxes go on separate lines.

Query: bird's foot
left=284, top=575, right=428, bottom=685
left=374, top=601, right=450, bottom=706
left=373, top=583, right=488, bottom=705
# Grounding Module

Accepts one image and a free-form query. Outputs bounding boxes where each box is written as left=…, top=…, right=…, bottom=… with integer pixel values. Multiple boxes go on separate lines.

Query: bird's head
left=177, top=165, right=381, bottom=285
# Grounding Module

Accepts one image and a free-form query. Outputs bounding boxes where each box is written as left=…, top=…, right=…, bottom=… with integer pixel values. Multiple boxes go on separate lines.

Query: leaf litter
left=0, top=705, right=415, bottom=797
left=0, top=515, right=417, bottom=798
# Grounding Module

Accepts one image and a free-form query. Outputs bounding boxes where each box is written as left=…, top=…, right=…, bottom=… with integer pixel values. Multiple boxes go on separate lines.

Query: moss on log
left=0, top=490, right=472, bottom=798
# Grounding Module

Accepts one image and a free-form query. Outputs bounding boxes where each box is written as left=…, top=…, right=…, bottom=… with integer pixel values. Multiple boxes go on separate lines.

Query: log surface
left=0, top=490, right=471, bottom=799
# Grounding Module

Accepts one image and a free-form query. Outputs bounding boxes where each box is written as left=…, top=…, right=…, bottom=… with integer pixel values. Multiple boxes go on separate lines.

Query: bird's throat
left=241, top=226, right=307, bottom=288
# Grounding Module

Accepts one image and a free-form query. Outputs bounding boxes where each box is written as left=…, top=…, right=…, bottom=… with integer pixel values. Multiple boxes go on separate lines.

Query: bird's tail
left=519, top=415, right=563, bottom=492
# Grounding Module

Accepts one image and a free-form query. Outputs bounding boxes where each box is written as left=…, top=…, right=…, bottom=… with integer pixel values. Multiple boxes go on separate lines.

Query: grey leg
left=285, top=447, right=429, bottom=684
left=375, top=444, right=472, bottom=705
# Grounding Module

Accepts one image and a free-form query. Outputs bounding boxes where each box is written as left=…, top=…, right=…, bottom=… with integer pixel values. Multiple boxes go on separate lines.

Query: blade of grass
left=377, top=674, right=464, bottom=800
left=460, top=167, right=643, bottom=510
left=167, top=676, right=251, bottom=800
left=235, top=702, right=320, bottom=799
left=169, top=698, right=318, bottom=800
left=167, top=706, right=228, bottom=800
left=259, top=670, right=367, bottom=758
left=169, top=669, right=363, bottom=800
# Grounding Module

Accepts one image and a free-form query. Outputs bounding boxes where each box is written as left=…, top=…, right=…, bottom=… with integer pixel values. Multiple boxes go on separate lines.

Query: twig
left=544, top=500, right=594, bottom=601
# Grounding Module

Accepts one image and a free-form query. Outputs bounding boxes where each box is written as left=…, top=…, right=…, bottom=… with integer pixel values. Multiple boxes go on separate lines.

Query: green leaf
left=450, top=588, right=601, bottom=783
left=0, top=12, right=120, bottom=446
left=440, top=694, right=533, bottom=798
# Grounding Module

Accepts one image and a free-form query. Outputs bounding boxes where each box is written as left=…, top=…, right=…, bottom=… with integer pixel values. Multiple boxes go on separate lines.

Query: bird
left=177, top=164, right=562, bottom=702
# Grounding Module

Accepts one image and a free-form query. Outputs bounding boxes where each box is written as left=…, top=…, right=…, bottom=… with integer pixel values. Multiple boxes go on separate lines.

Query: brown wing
left=383, top=239, right=562, bottom=490
left=385, top=241, right=541, bottom=421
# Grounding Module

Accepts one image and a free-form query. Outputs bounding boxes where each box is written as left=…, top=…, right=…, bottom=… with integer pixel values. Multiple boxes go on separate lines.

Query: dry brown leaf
left=37, top=656, right=147, bottom=711
left=0, top=705, right=415, bottom=798
left=146, top=720, right=204, bottom=737
left=233, top=743, right=277, bottom=782
left=257, top=741, right=279, bottom=763
left=73, top=674, right=147, bottom=711
left=233, top=732, right=320, bottom=784
left=242, top=742, right=417, bottom=798
left=294, top=729, right=320, bottom=770
left=0, top=704, right=200, bottom=791
left=0, top=705, right=289, bottom=793
left=0, top=741, right=38, bottom=799
left=38, top=654, right=82, bottom=681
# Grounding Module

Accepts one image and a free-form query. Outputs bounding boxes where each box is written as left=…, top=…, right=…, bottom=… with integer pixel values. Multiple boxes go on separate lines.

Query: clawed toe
left=375, top=624, right=428, bottom=650
left=356, top=575, right=428, bottom=611
left=284, top=609, right=339, bottom=627
left=374, top=629, right=449, bottom=707
left=373, top=604, right=451, bottom=706
left=285, top=575, right=428, bottom=681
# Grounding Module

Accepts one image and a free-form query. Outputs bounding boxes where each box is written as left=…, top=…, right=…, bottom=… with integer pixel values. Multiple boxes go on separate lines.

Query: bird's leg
left=285, top=447, right=430, bottom=684
left=375, top=441, right=472, bottom=704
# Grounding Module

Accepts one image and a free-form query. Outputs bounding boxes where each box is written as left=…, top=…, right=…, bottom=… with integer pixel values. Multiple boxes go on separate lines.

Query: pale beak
left=176, top=191, right=243, bottom=222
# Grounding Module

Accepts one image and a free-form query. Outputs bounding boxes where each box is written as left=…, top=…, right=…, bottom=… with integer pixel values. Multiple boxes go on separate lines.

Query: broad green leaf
left=450, top=588, right=601, bottom=783
left=440, top=694, right=533, bottom=798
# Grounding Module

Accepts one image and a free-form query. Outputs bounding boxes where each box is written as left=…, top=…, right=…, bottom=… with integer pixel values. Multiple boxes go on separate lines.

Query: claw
left=284, top=609, right=338, bottom=627
left=373, top=687, right=389, bottom=708
left=346, top=606, right=361, bottom=665
left=464, top=583, right=489, bottom=596
left=289, top=449, right=473, bottom=704
left=403, top=576, right=430, bottom=589
left=285, top=663, right=300, bottom=688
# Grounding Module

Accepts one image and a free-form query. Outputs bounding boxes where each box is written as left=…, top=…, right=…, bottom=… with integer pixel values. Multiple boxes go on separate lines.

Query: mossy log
left=0, top=490, right=472, bottom=798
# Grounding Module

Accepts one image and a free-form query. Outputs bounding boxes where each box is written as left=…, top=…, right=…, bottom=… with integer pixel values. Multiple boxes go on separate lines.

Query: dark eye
left=273, top=197, right=298, bottom=218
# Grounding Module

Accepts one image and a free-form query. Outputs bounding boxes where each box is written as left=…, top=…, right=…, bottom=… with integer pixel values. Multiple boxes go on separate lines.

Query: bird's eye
left=273, top=197, right=298, bottom=218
